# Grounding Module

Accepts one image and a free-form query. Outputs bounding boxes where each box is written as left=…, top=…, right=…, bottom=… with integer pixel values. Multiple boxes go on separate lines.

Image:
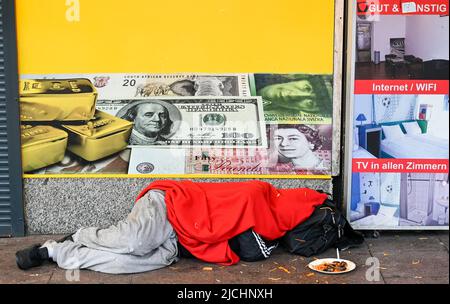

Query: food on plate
left=314, top=260, right=348, bottom=273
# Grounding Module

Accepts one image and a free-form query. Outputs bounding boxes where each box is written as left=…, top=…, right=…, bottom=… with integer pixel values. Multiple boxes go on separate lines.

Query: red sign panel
left=357, top=0, right=449, bottom=15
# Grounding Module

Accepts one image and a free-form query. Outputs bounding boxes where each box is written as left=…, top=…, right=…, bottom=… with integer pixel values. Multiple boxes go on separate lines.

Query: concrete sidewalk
left=0, top=231, right=448, bottom=284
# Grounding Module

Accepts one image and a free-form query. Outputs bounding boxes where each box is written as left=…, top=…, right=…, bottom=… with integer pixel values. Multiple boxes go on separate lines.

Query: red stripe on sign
left=353, top=159, right=449, bottom=173
left=355, top=80, right=449, bottom=95
left=356, top=0, right=449, bottom=15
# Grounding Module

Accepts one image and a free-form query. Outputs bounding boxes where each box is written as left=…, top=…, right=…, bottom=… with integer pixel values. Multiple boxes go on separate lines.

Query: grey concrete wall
left=23, top=178, right=332, bottom=234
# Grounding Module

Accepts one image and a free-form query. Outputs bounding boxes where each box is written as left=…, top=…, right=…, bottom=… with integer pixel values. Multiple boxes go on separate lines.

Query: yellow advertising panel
left=16, top=0, right=334, bottom=74
left=15, top=0, right=337, bottom=179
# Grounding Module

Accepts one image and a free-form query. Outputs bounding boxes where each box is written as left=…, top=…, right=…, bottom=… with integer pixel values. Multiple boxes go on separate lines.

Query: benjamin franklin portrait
left=117, top=100, right=182, bottom=145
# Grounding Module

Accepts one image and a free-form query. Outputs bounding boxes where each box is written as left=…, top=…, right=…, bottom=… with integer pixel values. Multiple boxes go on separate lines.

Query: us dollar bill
left=128, top=147, right=186, bottom=174
left=96, top=97, right=267, bottom=148
left=20, top=73, right=251, bottom=99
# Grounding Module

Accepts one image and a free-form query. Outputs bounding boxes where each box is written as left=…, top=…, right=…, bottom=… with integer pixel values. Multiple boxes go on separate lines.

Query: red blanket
left=136, top=180, right=327, bottom=265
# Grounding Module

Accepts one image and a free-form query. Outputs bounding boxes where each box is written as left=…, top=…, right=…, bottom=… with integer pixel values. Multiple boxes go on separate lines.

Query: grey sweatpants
left=50, top=190, right=179, bottom=274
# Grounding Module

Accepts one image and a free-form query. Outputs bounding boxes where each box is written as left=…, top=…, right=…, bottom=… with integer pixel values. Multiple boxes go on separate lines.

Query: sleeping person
left=15, top=180, right=329, bottom=274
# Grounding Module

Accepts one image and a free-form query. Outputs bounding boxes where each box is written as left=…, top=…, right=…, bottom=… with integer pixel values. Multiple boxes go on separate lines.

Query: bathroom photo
left=399, top=173, right=449, bottom=226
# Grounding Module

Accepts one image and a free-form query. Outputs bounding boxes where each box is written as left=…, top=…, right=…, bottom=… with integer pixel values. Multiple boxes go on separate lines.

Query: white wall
left=416, top=95, right=449, bottom=140
left=406, top=16, right=449, bottom=61
left=354, top=94, right=373, bottom=125
left=370, top=15, right=449, bottom=62
left=355, top=95, right=438, bottom=126
left=371, top=15, right=406, bottom=61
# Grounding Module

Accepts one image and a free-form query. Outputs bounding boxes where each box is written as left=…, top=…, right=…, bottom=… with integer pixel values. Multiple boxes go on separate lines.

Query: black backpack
left=280, top=197, right=364, bottom=257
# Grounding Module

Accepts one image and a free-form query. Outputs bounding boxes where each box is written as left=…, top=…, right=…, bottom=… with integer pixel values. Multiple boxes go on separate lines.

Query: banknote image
left=186, top=148, right=270, bottom=175
left=134, top=75, right=249, bottom=97
left=266, top=124, right=332, bottom=175
left=97, top=97, right=267, bottom=148
left=186, top=122, right=332, bottom=176
left=21, top=74, right=251, bottom=99
left=128, top=148, right=186, bottom=174
left=250, top=74, right=333, bottom=124
left=115, top=99, right=182, bottom=146
left=33, top=149, right=131, bottom=174
left=19, top=74, right=333, bottom=177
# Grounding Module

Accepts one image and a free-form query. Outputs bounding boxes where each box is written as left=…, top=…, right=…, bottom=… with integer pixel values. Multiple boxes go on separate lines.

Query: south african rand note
left=20, top=73, right=251, bottom=99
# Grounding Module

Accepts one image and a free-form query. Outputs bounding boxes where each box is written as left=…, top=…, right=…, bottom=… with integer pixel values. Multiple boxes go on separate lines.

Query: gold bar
left=61, top=110, right=132, bottom=161
left=21, top=125, right=68, bottom=173
left=19, top=78, right=97, bottom=121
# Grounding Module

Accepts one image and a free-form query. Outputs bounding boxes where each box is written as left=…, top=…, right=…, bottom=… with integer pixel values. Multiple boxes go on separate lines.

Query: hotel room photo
left=350, top=94, right=449, bottom=227
left=353, top=94, right=448, bottom=160
left=355, top=14, right=449, bottom=79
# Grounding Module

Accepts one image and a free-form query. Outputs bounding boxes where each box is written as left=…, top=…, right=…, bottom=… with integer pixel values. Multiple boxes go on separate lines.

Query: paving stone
left=0, top=235, right=61, bottom=284
left=0, top=250, right=55, bottom=284
left=0, top=271, right=53, bottom=284
left=0, top=264, right=54, bottom=284
left=0, top=233, right=448, bottom=284
left=384, top=276, right=449, bottom=284
left=0, top=235, right=61, bottom=247
left=366, top=231, right=447, bottom=253
left=434, top=231, right=449, bottom=250
left=49, top=268, right=132, bottom=284
left=131, top=248, right=380, bottom=285
left=132, top=259, right=225, bottom=284
left=371, top=250, right=449, bottom=279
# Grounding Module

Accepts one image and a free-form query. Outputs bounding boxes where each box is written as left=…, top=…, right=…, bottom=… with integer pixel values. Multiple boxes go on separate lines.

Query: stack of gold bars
left=19, top=79, right=133, bottom=173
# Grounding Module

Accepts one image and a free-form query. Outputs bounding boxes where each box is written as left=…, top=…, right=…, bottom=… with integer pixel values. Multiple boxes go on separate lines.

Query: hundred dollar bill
left=128, top=147, right=186, bottom=174
left=21, top=73, right=251, bottom=99
left=96, top=97, right=267, bottom=148
left=249, top=73, right=333, bottom=124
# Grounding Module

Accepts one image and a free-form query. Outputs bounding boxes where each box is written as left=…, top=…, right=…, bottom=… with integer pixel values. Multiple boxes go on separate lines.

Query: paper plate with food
left=308, top=258, right=356, bottom=275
